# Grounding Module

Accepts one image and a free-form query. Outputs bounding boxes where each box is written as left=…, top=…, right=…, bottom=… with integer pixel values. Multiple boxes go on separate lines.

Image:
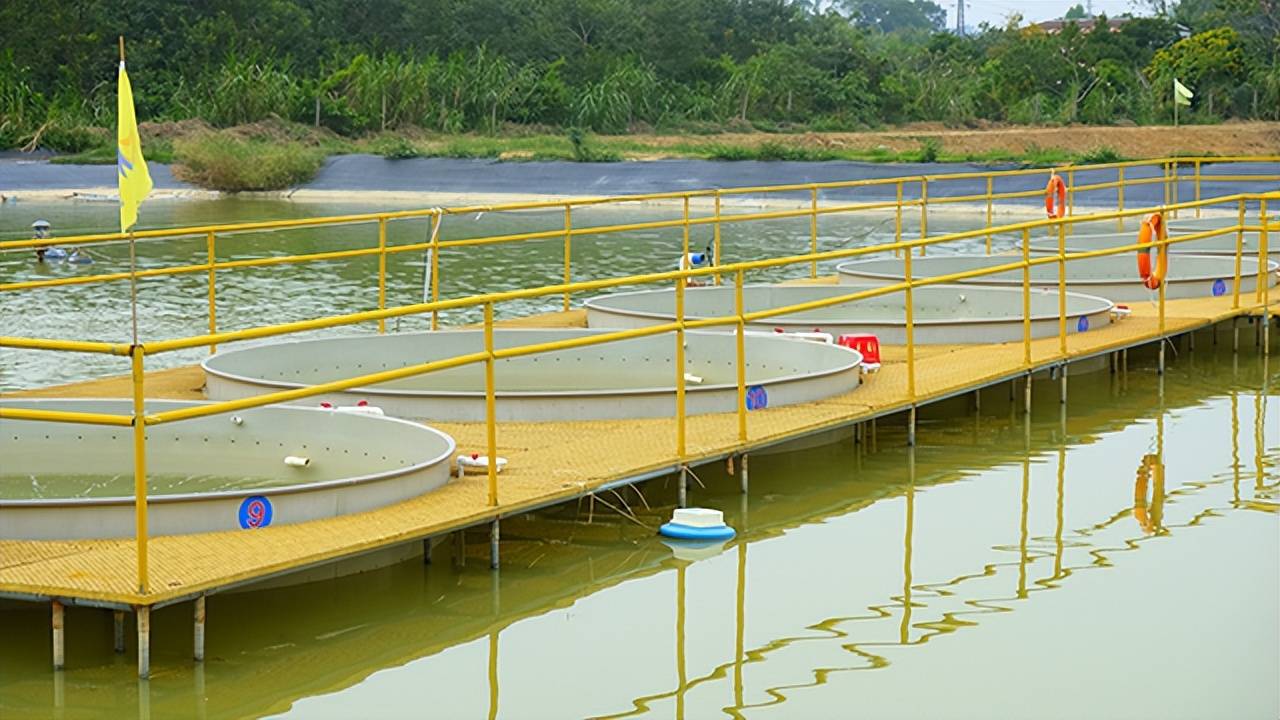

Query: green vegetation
left=0, top=0, right=1273, bottom=187
left=170, top=133, right=326, bottom=192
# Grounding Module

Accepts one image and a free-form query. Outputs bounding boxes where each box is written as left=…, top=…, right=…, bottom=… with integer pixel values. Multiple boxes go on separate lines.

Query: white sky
left=954, top=0, right=1151, bottom=28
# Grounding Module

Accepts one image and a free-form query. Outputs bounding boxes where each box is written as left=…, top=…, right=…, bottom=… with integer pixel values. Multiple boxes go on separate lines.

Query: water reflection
left=0, top=351, right=1275, bottom=719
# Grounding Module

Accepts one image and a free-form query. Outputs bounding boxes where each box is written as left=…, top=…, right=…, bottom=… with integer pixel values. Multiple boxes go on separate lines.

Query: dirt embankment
left=633, top=121, right=1280, bottom=158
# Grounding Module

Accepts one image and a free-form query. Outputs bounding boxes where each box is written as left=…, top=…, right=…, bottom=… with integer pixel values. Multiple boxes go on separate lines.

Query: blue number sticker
left=238, top=495, right=273, bottom=529
left=1212, top=278, right=1227, bottom=297
left=745, top=385, right=769, bottom=411
left=1077, top=315, right=1089, bottom=333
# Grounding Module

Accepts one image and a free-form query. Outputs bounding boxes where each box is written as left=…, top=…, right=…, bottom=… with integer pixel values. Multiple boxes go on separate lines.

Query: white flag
left=1173, top=78, right=1193, bottom=106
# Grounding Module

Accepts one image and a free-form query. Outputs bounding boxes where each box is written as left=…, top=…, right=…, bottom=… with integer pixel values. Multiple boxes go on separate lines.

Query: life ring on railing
left=1137, top=212, right=1168, bottom=290
left=1044, top=173, right=1067, bottom=219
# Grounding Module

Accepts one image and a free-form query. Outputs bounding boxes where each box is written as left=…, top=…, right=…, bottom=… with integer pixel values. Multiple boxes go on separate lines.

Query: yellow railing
left=1, top=165, right=1277, bottom=598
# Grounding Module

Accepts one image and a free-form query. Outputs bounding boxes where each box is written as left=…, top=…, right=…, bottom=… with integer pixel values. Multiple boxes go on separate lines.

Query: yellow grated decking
left=0, top=295, right=1274, bottom=607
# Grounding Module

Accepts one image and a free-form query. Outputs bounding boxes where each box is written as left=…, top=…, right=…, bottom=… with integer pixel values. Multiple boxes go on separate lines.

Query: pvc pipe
left=284, top=456, right=310, bottom=467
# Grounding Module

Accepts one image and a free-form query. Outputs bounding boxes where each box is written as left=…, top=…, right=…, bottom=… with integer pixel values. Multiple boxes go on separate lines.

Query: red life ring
left=1044, top=174, right=1067, bottom=219
left=1136, top=212, right=1168, bottom=290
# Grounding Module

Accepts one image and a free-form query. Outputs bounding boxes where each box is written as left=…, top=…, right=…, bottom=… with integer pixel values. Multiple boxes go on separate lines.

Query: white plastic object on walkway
left=683, top=373, right=704, bottom=385
left=284, top=456, right=310, bottom=467
left=457, top=453, right=507, bottom=476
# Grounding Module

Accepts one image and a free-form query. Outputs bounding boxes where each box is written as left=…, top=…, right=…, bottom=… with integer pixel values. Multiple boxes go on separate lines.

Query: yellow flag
left=117, top=61, right=153, bottom=233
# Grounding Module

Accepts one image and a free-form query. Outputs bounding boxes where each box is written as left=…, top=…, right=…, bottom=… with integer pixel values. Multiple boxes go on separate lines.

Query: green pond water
left=1, top=198, right=1012, bottom=391
left=0, top=341, right=1275, bottom=719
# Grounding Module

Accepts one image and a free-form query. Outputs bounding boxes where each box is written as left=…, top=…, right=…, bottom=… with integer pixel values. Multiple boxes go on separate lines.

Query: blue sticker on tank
left=1077, top=316, right=1089, bottom=333
left=238, top=495, right=273, bottom=529
left=1212, top=278, right=1227, bottom=296
left=745, top=385, right=768, bottom=410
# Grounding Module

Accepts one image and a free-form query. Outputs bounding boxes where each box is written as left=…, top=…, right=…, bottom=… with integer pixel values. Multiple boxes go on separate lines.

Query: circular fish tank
left=584, top=284, right=1114, bottom=345
left=0, top=400, right=456, bottom=540
left=836, top=254, right=1278, bottom=301
left=203, top=329, right=864, bottom=422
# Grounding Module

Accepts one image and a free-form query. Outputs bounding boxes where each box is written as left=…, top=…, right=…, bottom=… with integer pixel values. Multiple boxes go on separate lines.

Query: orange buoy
left=1136, top=212, right=1168, bottom=290
left=1044, top=173, right=1067, bottom=219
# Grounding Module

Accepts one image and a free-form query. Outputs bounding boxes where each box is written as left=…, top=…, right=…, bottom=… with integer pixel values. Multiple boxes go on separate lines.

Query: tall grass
left=172, top=132, right=324, bottom=191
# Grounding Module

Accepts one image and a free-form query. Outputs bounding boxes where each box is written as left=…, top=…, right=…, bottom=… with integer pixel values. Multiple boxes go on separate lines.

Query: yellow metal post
left=1022, top=228, right=1032, bottom=366
left=682, top=196, right=691, bottom=265
left=918, top=179, right=928, bottom=256
left=562, top=205, right=572, bottom=312
left=206, top=232, right=217, bottom=354
left=1163, top=162, right=1171, bottom=208
left=1194, top=161, right=1202, bottom=218
left=430, top=214, right=441, bottom=331
left=1171, top=161, right=1179, bottom=217
left=377, top=218, right=387, bottom=333
left=809, top=186, right=819, bottom=278
left=735, top=269, right=747, bottom=443
left=1234, top=199, right=1245, bottom=309
left=1117, top=167, right=1126, bottom=231
left=894, top=181, right=903, bottom=258
left=1057, top=220, right=1067, bottom=357
left=1158, top=211, right=1167, bottom=336
left=484, top=302, right=498, bottom=507
left=675, top=267, right=687, bottom=459
left=1259, top=199, right=1269, bottom=306
left=904, top=247, right=916, bottom=400
left=713, top=192, right=723, bottom=286
left=985, top=176, right=993, bottom=255
left=131, top=345, right=149, bottom=595
left=1066, top=169, right=1075, bottom=225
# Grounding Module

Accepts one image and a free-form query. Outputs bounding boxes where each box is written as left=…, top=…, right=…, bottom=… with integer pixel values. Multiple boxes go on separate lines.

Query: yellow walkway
left=0, top=295, right=1273, bottom=607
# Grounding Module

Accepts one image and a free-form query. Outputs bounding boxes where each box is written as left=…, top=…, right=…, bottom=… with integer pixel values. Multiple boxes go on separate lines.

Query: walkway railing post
left=735, top=269, right=747, bottom=443
left=904, top=241, right=916, bottom=403
left=1057, top=220, right=1067, bottom=358
left=562, top=205, right=572, bottom=311
left=377, top=217, right=387, bottom=333
left=484, top=301, right=498, bottom=507
left=985, top=176, right=993, bottom=255
left=918, top=179, right=928, bottom=257
left=1171, top=161, right=1180, bottom=217
left=675, top=261, right=687, bottom=463
left=1234, top=199, right=1245, bottom=309
left=1066, top=168, right=1075, bottom=226
left=1022, top=228, right=1032, bottom=367
left=206, top=231, right=217, bottom=354
left=430, top=213, right=441, bottom=331
left=1116, top=167, right=1126, bottom=230
left=810, top=186, right=819, bottom=278
left=1158, top=210, right=1167, bottom=343
left=713, top=191, right=723, bottom=285
left=131, top=345, right=149, bottom=595
left=1194, top=160, right=1202, bottom=218
left=894, top=181, right=904, bottom=258
left=1257, top=198, right=1269, bottom=306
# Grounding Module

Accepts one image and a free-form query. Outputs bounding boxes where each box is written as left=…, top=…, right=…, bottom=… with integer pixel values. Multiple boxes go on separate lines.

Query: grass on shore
left=44, top=122, right=1128, bottom=192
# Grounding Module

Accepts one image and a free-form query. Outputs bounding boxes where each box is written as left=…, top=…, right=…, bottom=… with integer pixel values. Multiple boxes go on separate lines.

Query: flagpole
left=1173, top=78, right=1178, bottom=129
left=121, top=36, right=139, bottom=347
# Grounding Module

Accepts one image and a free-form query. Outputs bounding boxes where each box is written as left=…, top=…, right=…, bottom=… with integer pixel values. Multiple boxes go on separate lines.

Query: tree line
left=1, top=0, right=1276, bottom=152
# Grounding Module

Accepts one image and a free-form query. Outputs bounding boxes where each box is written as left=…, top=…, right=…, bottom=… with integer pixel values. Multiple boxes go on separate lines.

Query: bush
left=172, top=132, right=324, bottom=191
left=1079, top=146, right=1122, bottom=164
left=916, top=137, right=940, bottom=163
left=369, top=135, right=421, bottom=159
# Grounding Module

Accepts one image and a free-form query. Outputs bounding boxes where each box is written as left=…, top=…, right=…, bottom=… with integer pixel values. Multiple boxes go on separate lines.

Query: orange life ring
left=1044, top=174, right=1067, bottom=219
left=1137, top=212, right=1168, bottom=290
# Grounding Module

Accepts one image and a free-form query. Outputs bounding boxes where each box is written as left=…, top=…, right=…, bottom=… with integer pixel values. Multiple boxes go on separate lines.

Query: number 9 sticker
left=238, top=495, right=273, bottom=529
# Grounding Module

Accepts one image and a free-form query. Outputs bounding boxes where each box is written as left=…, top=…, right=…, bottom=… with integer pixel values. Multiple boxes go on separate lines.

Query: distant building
left=1034, top=16, right=1130, bottom=33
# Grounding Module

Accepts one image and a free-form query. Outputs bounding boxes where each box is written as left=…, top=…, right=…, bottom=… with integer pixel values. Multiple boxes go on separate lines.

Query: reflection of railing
left=0, top=173, right=1276, bottom=597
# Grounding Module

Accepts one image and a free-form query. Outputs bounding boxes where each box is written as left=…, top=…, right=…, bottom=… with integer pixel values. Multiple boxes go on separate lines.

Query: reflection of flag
left=1173, top=78, right=1194, bottom=106
left=117, top=60, right=152, bottom=233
